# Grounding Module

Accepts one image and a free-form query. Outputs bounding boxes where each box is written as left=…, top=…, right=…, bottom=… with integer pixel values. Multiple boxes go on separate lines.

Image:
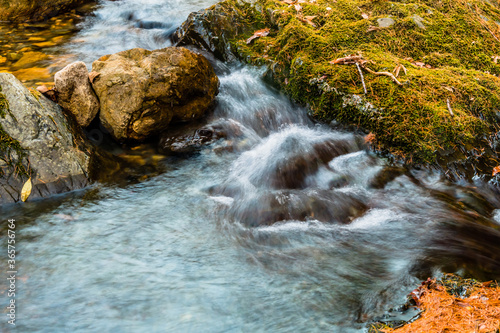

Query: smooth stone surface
left=55, top=61, right=100, bottom=127
left=377, top=17, right=395, bottom=28
left=412, top=15, right=426, bottom=29
left=92, top=47, right=219, bottom=141
left=0, top=73, right=92, bottom=203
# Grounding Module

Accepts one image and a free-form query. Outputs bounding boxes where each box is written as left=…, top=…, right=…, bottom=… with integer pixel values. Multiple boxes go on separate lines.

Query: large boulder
left=91, top=47, right=219, bottom=142
left=0, top=73, right=116, bottom=204
left=55, top=61, right=100, bottom=127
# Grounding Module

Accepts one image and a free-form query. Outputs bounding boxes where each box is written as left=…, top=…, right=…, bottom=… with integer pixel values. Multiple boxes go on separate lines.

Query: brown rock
left=91, top=47, right=219, bottom=141
left=54, top=61, right=100, bottom=127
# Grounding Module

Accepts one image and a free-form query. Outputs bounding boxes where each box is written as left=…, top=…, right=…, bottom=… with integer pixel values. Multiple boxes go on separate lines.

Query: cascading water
left=2, top=1, right=500, bottom=332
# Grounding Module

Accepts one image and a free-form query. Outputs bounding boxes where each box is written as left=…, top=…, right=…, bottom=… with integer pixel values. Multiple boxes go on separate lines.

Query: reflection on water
left=1, top=1, right=500, bottom=332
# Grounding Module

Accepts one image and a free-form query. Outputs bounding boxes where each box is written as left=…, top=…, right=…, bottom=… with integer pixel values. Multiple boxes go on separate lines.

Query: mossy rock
left=175, top=0, right=500, bottom=179
left=0, top=73, right=121, bottom=204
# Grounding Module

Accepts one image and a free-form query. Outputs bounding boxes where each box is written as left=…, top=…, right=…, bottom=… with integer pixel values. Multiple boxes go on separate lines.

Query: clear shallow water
left=68, top=0, right=220, bottom=65
left=2, top=1, right=500, bottom=332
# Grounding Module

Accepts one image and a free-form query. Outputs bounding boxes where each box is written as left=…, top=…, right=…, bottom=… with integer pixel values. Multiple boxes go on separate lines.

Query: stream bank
left=173, top=0, right=500, bottom=180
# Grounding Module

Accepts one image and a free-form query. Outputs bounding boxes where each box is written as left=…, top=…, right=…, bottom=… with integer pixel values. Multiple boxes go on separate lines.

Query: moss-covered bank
left=175, top=0, right=500, bottom=178
left=0, top=0, right=93, bottom=22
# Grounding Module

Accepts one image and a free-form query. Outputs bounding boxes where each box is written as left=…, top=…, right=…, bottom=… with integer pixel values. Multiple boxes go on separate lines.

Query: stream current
left=2, top=0, right=500, bottom=332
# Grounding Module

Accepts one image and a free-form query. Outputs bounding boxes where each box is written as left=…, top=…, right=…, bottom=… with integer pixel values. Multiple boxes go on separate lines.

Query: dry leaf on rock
left=21, top=177, right=32, bottom=202
left=246, top=28, right=271, bottom=44
left=299, top=15, right=317, bottom=27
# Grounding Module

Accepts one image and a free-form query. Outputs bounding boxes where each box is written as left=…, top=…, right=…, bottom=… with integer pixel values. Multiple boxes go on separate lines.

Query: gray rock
left=412, top=15, right=426, bottom=29
left=377, top=17, right=395, bottom=28
left=0, top=73, right=98, bottom=203
left=55, top=61, right=100, bottom=127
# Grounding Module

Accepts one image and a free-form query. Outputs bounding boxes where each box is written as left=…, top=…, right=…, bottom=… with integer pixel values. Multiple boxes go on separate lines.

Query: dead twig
left=329, top=55, right=363, bottom=65
left=447, top=98, right=454, bottom=116
left=360, top=65, right=403, bottom=86
left=356, top=63, right=367, bottom=94
left=330, top=54, right=403, bottom=87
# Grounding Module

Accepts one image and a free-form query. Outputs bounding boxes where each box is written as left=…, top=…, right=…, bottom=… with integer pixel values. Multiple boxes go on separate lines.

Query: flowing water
left=2, top=1, right=500, bottom=332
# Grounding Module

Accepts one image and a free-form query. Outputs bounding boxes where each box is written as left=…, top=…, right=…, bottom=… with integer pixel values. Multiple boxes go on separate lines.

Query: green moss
left=0, top=86, right=29, bottom=178
left=216, top=0, right=500, bottom=165
left=0, top=86, right=8, bottom=118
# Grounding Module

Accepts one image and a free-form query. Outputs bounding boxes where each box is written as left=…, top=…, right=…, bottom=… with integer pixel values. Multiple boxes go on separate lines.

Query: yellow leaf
left=21, top=177, right=32, bottom=202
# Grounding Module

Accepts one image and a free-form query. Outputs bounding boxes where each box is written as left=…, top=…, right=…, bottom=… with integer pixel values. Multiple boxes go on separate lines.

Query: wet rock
left=228, top=190, right=368, bottom=227
left=172, top=1, right=260, bottom=61
left=91, top=47, right=219, bottom=141
left=369, top=166, right=407, bottom=189
left=12, top=51, right=49, bottom=68
left=6, top=53, right=23, bottom=61
left=12, top=68, right=51, bottom=81
left=269, top=138, right=359, bottom=189
left=159, top=118, right=245, bottom=154
left=55, top=61, right=100, bottom=127
left=0, top=73, right=118, bottom=204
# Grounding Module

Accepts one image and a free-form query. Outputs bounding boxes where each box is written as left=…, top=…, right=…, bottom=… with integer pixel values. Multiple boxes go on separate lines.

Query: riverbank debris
left=330, top=55, right=402, bottom=86
left=374, top=274, right=500, bottom=333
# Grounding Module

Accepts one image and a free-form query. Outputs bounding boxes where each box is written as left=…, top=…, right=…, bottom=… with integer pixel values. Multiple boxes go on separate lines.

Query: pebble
left=377, top=17, right=395, bottom=28
left=412, top=15, right=426, bottom=29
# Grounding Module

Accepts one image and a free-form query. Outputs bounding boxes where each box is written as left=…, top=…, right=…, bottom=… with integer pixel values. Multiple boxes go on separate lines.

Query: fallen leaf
left=294, top=3, right=302, bottom=11
left=492, top=165, right=500, bottom=176
left=299, top=15, right=317, bottom=27
left=21, top=177, right=32, bottom=202
left=364, top=132, right=376, bottom=144
left=246, top=28, right=271, bottom=44
left=361, top=13, right=369, bottom=19
left=367, top=25, right=380, bottom=32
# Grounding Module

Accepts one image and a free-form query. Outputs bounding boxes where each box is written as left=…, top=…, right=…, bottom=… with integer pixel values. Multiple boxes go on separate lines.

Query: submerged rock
left=91, top=47, right=219, bottom=141
left=0, top=73, right=117, bottom=204
left=226, top=189, right=368, bottom=227
left=0, top=0, right=94, bottom=22
left=55, top=61, right=100, bottom=127
left=159, top=118, right=246, bottom=154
